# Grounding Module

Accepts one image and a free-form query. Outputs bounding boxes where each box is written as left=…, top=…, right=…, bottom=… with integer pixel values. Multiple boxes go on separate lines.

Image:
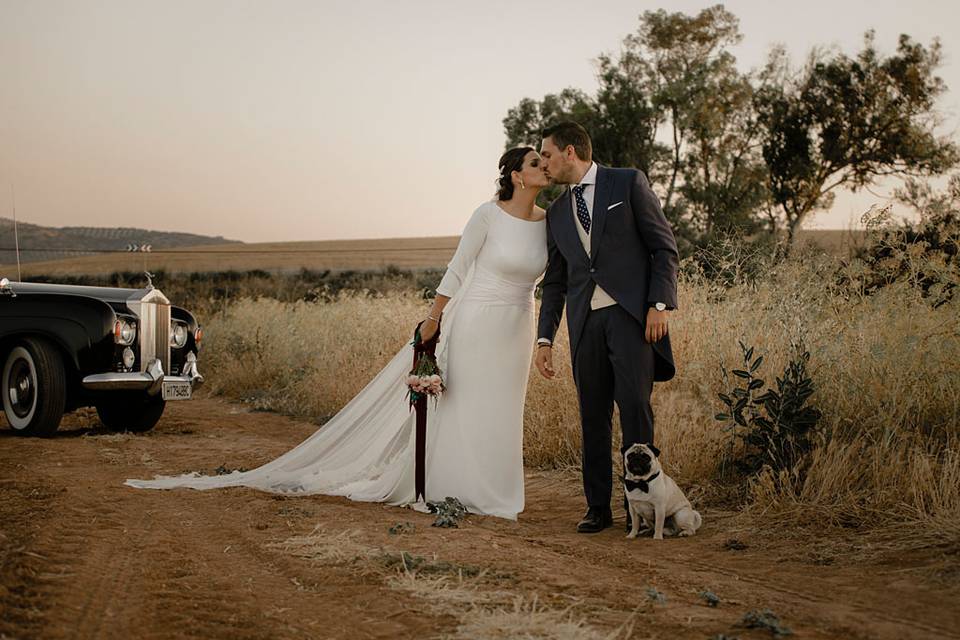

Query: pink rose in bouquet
left=407, top=353, right=445, bottom=405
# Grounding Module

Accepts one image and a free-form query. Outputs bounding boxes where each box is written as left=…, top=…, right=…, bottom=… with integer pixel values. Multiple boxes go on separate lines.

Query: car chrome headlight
left=114, top=318, right=137, bottom=345
left=170, top=320, right=188, bottom=348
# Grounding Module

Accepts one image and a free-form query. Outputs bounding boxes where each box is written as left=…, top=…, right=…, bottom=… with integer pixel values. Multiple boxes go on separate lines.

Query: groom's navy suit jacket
left=537, top=165, right=679, bottom=382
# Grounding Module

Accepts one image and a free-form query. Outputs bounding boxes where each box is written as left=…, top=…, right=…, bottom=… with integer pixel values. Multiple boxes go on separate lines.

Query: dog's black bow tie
left=622, top=471, right=660, bottom=493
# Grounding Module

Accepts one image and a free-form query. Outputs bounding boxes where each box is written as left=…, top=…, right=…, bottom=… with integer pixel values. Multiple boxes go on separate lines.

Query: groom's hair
left=542, top=121, right=592, bottom=162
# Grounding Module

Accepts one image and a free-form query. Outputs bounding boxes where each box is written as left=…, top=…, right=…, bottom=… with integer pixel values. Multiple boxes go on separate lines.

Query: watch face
left=655, top=303, right=666, bottom=311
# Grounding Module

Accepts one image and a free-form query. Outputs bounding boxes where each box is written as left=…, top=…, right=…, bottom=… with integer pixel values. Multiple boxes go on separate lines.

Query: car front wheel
left=96, top=392, right=166, bottom=433
left=2, top=338, right=67, bottom=437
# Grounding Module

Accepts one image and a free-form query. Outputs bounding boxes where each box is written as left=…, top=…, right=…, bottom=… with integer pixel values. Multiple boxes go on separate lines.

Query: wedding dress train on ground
left=126, top=201, right=547, bottom=520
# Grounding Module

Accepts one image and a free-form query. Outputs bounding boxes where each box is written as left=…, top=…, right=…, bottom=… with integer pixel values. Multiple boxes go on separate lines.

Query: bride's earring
left=520, top=177, right=526, bottom=190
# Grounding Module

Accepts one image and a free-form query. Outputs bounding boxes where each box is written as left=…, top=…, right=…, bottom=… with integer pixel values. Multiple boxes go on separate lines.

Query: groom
left=535, top=121, right=679, bottom=533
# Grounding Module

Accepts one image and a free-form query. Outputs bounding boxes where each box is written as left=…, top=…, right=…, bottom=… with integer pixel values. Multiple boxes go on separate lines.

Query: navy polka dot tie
left=573, top=184, right=591, bottom=234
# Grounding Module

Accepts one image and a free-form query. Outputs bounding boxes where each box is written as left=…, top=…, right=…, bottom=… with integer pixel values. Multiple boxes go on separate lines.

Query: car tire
left=96, top=392, right=166, bottom=433
left=2, top=338, right=67, bottom=437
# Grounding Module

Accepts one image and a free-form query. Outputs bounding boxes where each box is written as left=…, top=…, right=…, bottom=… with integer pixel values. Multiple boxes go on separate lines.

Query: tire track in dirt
left=58, top=502, right=145, bottom=639
left=0, top=478, right=65, bottom=639
left=135, top=501, right=334, bottom=640
left=1, top=423, right=455, bottom=639
left=0, top=438, right=155, bottom=640
left=126, top=492, right=457, bottom=640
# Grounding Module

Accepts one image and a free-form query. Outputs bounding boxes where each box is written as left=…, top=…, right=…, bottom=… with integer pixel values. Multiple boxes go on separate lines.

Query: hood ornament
left=144, top=271, right=155, bottom=290
left=0, top=277, right=16, bottom=297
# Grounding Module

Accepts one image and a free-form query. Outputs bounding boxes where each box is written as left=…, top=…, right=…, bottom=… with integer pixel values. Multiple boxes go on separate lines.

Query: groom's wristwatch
left=536, top=338, right=552, bottom=348
left=651, top=302, right=667, bottom=312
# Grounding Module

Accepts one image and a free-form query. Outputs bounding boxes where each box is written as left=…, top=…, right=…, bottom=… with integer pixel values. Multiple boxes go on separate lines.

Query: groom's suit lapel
left=589, top=165, right=613, bottom=264
left=551, top=188, right=589, bottom=264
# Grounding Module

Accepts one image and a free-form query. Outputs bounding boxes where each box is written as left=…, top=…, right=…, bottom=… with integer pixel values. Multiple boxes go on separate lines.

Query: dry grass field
left=0, top=236, right=461, bottom=277
left=200, top=259, right=959, bottom=550
left=1, top=229, right=861, bottom=278
left=794, top=227, right=868, bottom=253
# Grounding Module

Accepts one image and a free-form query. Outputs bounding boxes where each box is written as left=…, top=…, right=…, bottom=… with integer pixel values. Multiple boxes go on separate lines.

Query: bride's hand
left=420, top=318, right=439, bottom=342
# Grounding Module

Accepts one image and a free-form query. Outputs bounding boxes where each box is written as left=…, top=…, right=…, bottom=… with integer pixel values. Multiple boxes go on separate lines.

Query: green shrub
left=716, top=341, right=822, bottom=478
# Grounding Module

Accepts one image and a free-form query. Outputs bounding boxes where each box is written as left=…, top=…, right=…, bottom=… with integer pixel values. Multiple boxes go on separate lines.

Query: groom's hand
left=535, top=345, right=556, bottom=379
left=645, top=309, right=669, bottom=343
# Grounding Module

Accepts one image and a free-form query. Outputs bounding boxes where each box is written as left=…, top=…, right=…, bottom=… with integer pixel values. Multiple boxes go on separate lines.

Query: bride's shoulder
left=472, top=200, right=499, bottom=218
left=459, top=201, right=497, bottom=230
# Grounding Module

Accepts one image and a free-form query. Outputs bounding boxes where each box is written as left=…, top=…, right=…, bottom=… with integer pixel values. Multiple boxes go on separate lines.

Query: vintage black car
left=0, top=277, right=203, bottom=436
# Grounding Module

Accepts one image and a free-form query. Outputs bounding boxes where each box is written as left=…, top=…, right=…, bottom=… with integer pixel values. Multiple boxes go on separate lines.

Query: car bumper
left=82, top=353, right=204, bottom=396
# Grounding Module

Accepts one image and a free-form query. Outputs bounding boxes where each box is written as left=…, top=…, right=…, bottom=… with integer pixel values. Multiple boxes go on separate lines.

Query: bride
left=126, top=147, right=549, bottom=520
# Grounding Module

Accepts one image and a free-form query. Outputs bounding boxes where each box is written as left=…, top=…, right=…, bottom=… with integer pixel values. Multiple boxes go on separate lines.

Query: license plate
left=162, top=380, right=192, bottom=401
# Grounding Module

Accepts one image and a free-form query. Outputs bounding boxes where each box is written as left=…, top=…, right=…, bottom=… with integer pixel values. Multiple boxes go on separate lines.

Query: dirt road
left=1, top=397, right=957, bottom=639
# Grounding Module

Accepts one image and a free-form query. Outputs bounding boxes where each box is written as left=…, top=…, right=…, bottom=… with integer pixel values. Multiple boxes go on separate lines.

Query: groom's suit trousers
left=573, top=304, right=655, bottom=509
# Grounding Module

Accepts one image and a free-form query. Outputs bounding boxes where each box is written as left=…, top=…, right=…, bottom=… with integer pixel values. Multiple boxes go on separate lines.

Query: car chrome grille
left=137, top=294, right=171, bottom=375
left=155, top=302, right=171, bottom=373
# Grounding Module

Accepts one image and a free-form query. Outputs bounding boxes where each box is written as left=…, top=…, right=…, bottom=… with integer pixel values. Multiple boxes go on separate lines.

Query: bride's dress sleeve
left=435, top=204, right=491, bottom=298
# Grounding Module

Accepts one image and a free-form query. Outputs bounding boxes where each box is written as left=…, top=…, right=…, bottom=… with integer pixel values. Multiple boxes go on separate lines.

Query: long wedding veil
left=125, top=264, right=477, bottom=507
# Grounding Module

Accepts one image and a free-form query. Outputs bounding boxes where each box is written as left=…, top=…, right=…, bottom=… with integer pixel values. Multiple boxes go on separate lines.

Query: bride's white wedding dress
left=126, top=201, right=547, bottom=520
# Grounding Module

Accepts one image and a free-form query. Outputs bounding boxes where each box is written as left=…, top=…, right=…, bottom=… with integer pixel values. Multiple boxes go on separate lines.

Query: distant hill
left=0, top=217, right=239, bottom=266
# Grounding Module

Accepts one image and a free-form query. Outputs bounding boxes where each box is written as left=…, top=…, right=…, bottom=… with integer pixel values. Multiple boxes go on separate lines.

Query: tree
left=621, top=5, right=745, bottom=219
left=502, top=89, right=597, bottom=150
left=502, top=89, right=602, bottom=206
left=502, top=5, right=766, bottom=247
left=754, top=32, right=959, bottom=250
left=675, top=54, right=768, bottom=237
left=502, top=11, right=958, bottom=256
left=591, top=55, right=662, bottom=177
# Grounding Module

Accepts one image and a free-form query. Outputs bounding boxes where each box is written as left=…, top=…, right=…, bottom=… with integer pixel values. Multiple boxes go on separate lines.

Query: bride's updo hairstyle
left=496, top=146, right=535, bottom=201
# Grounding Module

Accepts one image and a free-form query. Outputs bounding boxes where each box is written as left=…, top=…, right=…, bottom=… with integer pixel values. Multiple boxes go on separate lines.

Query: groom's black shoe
left=577, top=506, right=613, bottom=533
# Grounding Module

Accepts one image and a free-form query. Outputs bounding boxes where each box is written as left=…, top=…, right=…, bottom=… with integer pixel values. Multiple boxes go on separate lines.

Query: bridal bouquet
left=409, top=320, right=443, bottom=502
left=407, top=352, right=445, bottom=405
left=407, top=321, right=445, bottom=406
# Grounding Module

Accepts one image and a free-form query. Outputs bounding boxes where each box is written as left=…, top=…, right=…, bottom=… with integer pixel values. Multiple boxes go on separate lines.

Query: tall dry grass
left=202, top=294, right=425, bottom=416
left=201, top=248, right=960, bottom=549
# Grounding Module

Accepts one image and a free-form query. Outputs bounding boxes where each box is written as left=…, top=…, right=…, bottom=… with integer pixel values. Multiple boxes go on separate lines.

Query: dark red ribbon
left=411, top=320, right=440, bottom=502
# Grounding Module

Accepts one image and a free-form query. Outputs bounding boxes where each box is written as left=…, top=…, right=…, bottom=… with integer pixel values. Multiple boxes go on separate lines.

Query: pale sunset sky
left=1, top=0, right=958, bottom=243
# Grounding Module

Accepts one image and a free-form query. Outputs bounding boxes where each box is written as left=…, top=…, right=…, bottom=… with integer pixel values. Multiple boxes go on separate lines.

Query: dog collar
left=622, top=470, right=660, bottom=493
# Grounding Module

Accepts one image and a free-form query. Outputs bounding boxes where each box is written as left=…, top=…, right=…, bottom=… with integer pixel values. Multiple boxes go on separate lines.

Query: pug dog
left=623, top=443, right=702, bottom=540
